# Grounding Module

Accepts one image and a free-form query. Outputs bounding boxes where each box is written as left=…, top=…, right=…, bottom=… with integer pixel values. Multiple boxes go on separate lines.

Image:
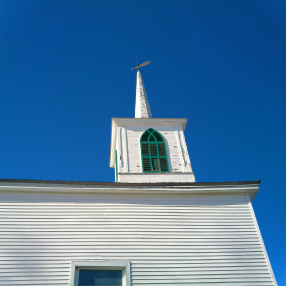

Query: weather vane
left=130, top=59, right=151, bottom=70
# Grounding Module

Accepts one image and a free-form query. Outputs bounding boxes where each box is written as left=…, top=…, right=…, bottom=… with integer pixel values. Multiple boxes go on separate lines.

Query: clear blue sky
left=0, top=0, right=285, bottom=283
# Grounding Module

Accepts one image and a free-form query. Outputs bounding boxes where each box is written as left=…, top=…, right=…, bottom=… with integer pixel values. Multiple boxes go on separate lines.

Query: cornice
left=0, top=180, right=260, bottom=201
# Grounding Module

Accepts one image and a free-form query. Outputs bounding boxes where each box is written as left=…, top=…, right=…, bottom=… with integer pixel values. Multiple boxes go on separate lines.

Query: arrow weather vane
left=130, top=59, right=151, bottom=70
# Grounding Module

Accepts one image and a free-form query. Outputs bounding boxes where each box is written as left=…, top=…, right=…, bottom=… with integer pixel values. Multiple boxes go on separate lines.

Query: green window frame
left=115, top=150, right=118, bottom=182
left=140, top=128, right=169, bottom=173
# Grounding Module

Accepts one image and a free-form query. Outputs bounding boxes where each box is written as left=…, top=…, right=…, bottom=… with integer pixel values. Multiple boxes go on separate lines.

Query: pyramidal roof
left=135, top=70, right=152, bottom=118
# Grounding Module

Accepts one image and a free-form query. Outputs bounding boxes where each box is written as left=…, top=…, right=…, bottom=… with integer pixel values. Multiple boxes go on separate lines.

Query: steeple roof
left=135, top=70, right=152, bottom=118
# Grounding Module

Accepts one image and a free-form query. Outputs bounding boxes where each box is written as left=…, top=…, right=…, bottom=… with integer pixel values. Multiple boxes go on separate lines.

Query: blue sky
left=0, top=0, right=285, bottom=283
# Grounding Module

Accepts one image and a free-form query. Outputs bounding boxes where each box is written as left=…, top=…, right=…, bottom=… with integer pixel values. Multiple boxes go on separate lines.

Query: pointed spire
left=135, top=70, right=152, bottom=118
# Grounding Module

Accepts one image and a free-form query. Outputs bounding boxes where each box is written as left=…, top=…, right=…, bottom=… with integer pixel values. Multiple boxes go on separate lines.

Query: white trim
left=70, top=260, right=131, bottom=286
left=122, top=127, right=129, bottom=173
left=175, top=130, right=186, bottom=170
left=112, top=117, right=188, bottom=129
left=246, top=194, right=277, bottom=285
left=179, top=129, right=193, bottom=172
left=118, top=127, right=123, bottom=169
left=0, top=182, right=260, bottom=200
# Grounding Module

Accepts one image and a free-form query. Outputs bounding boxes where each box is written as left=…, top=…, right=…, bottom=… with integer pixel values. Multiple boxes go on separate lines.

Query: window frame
left=115, top=150, right=118, bottom=182
left=70, top=261, right=131, bottom=286
left=140, top=128, right=169, bottom=173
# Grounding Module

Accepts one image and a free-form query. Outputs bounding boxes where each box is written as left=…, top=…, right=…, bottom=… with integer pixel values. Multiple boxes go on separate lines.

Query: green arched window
left=140, top=128, right=169, bottom=172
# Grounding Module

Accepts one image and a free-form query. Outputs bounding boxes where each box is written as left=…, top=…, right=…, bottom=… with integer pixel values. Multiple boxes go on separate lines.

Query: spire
left=135, top=70, right=152, bottom=118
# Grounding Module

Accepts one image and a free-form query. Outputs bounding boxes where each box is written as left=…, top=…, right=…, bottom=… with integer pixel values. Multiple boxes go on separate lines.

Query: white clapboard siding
left=0, top=191, right=275, bottom=286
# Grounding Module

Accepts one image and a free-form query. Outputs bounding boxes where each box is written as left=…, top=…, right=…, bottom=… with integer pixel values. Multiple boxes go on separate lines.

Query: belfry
left=110, top=66, right=195, bottom=183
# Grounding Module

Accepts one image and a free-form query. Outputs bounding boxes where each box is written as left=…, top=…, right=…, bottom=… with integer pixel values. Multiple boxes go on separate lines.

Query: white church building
left=0, top=67, right=277, bottom=285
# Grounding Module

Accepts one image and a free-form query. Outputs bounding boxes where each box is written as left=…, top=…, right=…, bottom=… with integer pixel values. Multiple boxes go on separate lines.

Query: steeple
left=109, top=61, right=195, bottom=183
left=135, top=70, right=152, bottom=118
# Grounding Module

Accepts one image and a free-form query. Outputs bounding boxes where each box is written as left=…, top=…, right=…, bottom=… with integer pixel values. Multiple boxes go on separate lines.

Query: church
left=0, top=64, right=277, bottom=285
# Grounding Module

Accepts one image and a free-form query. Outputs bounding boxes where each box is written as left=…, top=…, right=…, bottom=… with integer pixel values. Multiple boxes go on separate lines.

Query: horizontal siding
left=0, top=192, right=274, bottom=285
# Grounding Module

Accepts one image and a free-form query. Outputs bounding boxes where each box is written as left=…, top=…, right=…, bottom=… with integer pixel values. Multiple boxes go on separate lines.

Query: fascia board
left=109, top=117, right=188, bottom=167
left=0, top=182, right=260, bottom=201
left=111, top=117, right=188, bottom=129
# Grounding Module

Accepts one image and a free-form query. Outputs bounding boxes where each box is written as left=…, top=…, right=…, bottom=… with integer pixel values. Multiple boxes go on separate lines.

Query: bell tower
left=110, top=63, right=195, bottom=183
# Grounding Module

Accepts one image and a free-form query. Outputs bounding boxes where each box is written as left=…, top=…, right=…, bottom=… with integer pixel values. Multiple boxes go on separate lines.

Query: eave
left=0, top=179, right=260, bottom=201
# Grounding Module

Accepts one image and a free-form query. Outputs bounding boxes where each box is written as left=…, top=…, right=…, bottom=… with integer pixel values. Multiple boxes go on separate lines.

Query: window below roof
left=140, top=128, right=169, bottom=173
left=71, top=261, right=130, bottom=286
left=77, top=269, right=122, bottom=286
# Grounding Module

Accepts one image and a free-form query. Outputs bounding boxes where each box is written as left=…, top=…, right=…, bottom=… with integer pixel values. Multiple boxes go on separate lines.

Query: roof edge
left=0, top=178, right=261, bottom=186
left=0, top=179, right=260, bottom=201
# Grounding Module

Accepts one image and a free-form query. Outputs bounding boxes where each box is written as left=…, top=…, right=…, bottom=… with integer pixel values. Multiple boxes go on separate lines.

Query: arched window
left=140, top=128, right=169, bottom=172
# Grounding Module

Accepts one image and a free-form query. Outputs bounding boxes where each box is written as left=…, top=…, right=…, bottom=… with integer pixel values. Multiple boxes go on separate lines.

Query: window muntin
left=140, top=128, right=169, bottom=172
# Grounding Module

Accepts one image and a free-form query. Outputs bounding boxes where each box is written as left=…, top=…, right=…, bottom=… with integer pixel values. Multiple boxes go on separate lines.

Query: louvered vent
left=142, top=144, right=149, bottom=156
left=158, top=143, right=165, bottom=156
left=150, top=144, right=157, bottom=156
left=143, top=158, right=151, bottom=171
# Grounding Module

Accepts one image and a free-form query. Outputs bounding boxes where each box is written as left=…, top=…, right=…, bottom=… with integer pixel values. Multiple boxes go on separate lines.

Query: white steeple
left=109, top=61, right=195, bottom=183
left=135, top=70, right=152, bottom=118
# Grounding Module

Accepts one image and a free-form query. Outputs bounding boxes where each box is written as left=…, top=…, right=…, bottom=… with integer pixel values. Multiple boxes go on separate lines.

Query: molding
left=118, top=127, right=123, bottom=169
left=118, top=172, right=195, bottom=184
left=122, top=127, right=129, bottom=172
left=176, top=130, right=187, bottom=169
left=112, top=117, right=188, bottom=129
left=0, top=181, right=260, bottom=201
left=70, top=260, right=131, bottom=286
left=179, top=129, right=192, bottom=172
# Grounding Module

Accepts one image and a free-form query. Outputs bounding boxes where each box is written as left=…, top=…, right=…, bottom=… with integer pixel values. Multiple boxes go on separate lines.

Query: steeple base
left=117, top=172, right=195, bottom=183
